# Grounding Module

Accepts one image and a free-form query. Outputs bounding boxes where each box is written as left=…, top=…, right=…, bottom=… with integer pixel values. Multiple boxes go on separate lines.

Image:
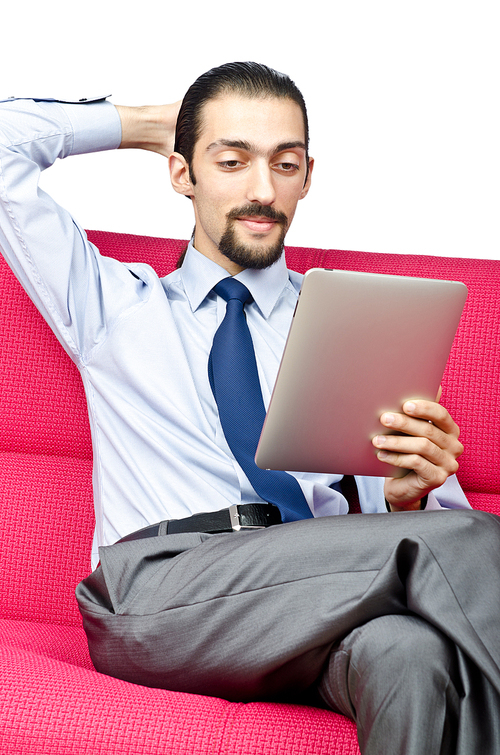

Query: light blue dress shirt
left=0, top=98, right=471, bottom=568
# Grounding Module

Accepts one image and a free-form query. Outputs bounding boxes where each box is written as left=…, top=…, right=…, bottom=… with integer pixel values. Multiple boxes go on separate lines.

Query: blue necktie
left=208, top=277, right=313, bottom=523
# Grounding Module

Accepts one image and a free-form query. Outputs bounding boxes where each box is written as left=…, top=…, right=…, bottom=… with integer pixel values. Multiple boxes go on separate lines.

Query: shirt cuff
left=424, top=489, right=452, bottom=510
left=0, top=94, right=111, bottom=104
left=384, top=494, right=428, bottom=511
left=63, top=100, right=122, bottom=156
left=1, top=95, right=123, bottom=157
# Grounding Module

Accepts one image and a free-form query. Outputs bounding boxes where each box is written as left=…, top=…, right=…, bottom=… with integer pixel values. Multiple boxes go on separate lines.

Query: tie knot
left=213, top=277, right=252, bottom=306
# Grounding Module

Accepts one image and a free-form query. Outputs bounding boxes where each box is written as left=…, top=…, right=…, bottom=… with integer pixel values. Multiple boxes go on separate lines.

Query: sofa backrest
left=1, top=230, right=499, bottom=625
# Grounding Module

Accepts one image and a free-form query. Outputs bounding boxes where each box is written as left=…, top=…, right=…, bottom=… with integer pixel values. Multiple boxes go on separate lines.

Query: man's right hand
left=115, top=102, right=182, bottom=158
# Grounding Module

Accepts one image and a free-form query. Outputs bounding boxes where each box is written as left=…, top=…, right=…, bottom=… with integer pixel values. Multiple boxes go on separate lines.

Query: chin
left=219, top=227, right=286, bottom=271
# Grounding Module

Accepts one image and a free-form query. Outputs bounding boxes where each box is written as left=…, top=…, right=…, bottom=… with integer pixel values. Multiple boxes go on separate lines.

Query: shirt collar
left=180, top=240, right=290, bottom=319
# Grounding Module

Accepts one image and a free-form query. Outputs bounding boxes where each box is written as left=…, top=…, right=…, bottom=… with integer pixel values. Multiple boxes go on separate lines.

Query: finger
left=373, top=434, right=462, bottom=471
left=378, top=412, right=451, bottom=451
left=381, top=402, right=460, bottom=439
left=403, top=400, right=459, bottom=436
left=374, top=420, right=464, bottom=459
left=376, top=448, right=455, bottom=487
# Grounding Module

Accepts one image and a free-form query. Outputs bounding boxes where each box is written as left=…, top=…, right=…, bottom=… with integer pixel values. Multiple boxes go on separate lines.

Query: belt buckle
left=229, top=504, right=266, bottom=531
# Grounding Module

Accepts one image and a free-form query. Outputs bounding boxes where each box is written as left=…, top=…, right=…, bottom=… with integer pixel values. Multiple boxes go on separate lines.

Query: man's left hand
left=372, top=398, right=464, bottom=511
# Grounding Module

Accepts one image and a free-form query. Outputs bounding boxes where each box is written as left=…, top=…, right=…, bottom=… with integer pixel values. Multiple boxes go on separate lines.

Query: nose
left=246, top=160, right=276, bottom=206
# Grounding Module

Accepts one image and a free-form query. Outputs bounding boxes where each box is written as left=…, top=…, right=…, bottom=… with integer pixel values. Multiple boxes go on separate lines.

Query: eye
left=275, top=162, right=300, bottom=173
left=217, top=159, right=244, bottom=170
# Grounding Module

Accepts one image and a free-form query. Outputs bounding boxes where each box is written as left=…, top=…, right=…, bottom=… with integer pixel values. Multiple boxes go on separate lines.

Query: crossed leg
left=77, top=510, right=500, bottom=753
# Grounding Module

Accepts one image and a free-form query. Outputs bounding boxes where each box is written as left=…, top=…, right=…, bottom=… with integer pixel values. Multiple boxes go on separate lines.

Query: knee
left=346, top=615, right=456, bottom=686
left=417, top=508, right=499, bottom=557
left=445, top=507, right=495, bottom=533
left=317, top=614, right=457, bottom=723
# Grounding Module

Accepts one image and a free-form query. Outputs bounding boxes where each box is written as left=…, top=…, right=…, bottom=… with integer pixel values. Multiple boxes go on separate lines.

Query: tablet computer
left=255, top=268, right=467, bottom=478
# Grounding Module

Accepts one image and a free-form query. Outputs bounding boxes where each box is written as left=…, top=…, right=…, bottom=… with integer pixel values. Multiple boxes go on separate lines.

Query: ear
left=299, top=157, right=314, bottom=200
left=169, top=152, right=194, bottom=198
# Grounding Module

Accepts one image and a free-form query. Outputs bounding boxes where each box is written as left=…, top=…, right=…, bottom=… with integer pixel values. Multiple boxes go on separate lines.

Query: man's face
left=171, top=94, right=313, bottom=274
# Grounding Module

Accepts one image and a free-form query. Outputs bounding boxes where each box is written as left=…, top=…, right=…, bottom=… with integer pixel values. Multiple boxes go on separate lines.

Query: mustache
left=226, top=205, right=288, bottom=225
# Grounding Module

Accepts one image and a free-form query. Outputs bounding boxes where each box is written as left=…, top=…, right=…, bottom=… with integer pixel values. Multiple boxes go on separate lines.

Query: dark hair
left=174, top=61, right=310, bottom=184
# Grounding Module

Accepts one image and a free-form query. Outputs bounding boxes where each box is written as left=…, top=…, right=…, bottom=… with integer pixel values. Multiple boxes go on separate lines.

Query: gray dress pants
left=76, top=509, right=500, bottom=754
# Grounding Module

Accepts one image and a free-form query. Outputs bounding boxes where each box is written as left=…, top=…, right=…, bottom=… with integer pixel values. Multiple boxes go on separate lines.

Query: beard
left=218, top=205, right=289, bottom=270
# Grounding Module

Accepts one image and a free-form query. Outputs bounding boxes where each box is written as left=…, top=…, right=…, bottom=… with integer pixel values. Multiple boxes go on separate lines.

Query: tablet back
left=255, top=268, right=467, bottom=477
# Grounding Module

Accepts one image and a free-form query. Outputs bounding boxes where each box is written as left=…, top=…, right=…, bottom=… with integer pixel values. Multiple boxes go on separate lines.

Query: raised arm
left=0, top=97, right=179, bottom=363
left=115, top=102, right=181, bottom=157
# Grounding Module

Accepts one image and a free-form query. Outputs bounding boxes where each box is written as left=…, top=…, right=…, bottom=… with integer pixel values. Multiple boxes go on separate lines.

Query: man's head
left=174, top=62, right=310, bottom=185
left=169, top=62, right=313, bottom=274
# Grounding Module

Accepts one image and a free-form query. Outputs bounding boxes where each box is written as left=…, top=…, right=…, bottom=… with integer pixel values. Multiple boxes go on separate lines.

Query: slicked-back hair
left=174, top=61, right=310, bottom=184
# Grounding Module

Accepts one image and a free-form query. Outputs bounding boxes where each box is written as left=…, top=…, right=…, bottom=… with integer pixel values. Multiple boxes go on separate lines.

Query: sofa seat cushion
left=1, top=618, right=359, bottom=755
left=1, top=618, right=93, bottom=669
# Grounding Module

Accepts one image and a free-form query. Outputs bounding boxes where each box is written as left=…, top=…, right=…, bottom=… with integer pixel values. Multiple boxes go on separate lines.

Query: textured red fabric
left=1, top=618, right=94, bottom=669
left=1, top=620, right=358, bottom=755
left=0, top=257, right=91, bottom=460
left=0, top=452, right=93, bottom=624
left=2, top=228, right=499, bottom=754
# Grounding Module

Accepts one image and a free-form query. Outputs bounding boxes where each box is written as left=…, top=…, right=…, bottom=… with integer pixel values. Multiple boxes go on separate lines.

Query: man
left=1, top=63, right=499, bottom=754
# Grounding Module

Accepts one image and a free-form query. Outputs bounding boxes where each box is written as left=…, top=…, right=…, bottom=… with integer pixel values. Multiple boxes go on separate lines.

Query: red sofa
left=1, top=230, right=499, bottom=754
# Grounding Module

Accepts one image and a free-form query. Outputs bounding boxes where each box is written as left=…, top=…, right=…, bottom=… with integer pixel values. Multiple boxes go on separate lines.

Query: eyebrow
left=206, top=138, right=307, bottom=155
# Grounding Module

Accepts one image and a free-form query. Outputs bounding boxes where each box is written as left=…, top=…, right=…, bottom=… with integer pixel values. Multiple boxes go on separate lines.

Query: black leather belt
left=118, top=503, right=282, bottom=543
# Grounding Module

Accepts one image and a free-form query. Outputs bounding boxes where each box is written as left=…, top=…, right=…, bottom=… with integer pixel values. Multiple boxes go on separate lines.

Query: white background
left=3, top=0, right=498, bottom=258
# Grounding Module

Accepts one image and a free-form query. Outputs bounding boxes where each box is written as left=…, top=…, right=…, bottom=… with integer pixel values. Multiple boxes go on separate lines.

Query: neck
left=192, top=234, right=244, bottom=276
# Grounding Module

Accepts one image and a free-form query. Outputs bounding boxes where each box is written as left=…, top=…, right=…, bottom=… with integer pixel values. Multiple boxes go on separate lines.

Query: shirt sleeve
left=355, top=473, right=472, bottom=513
left=0, top=98, right=136, bottom=363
